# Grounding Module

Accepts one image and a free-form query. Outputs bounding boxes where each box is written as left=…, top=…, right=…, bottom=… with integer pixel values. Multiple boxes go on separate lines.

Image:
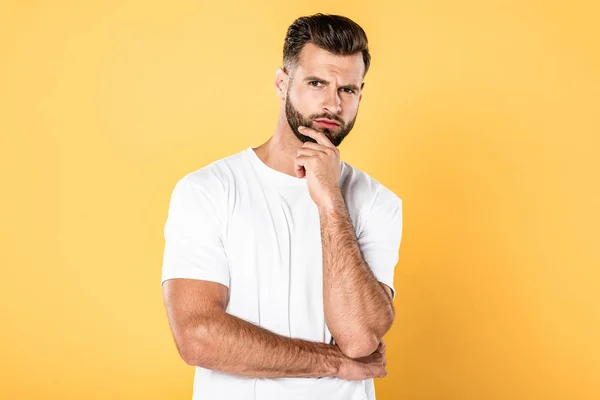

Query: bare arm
left=162, top=278, right=386, bottom=379
left=319, top=194, right=395, bottom=359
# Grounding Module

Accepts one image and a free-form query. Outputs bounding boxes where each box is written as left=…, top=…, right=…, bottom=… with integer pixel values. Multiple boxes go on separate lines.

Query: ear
left=275, top=67, right=289, bottom=100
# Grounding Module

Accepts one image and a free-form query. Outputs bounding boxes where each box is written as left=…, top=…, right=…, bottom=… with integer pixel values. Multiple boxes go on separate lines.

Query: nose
left=322, top=87, right=342, bottom=115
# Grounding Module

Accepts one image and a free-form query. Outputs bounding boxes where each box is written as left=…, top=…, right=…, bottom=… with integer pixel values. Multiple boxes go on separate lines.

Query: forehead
left=294, top=42, right=364, bottom=83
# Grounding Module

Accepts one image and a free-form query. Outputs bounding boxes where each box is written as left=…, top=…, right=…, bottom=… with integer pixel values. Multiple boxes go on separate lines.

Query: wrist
left=318, top=190, right=345, bottom=214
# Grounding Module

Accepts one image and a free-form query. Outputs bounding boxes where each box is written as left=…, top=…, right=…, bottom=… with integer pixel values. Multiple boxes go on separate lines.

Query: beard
left=285, top=92, right=357, bottom=147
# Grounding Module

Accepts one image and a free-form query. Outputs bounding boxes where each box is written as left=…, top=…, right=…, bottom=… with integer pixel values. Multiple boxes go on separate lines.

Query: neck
left=253, top=105, right=304, bottom=178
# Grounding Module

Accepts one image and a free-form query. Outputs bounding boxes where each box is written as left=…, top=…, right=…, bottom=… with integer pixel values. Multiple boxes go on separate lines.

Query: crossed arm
left=163, top=278, right=341, bottom=378
left=162, top=184, right=398, bottom=379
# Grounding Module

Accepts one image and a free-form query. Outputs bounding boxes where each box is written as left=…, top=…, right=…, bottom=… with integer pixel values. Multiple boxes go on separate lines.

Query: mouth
left=313, top=119, right=341, bottom=129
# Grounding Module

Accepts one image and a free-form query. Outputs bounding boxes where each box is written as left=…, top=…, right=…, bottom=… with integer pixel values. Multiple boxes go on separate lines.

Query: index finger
left=298, top=125, right=336, bottom=149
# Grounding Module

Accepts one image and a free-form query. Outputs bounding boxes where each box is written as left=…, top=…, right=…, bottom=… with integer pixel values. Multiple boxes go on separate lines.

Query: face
left=280, top=43, right=364, bottom=147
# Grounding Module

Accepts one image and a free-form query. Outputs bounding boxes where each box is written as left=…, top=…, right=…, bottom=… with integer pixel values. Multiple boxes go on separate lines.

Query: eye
left=309, top=81, right=323, bottom=87
left=341, top=88, right=355, bottom=94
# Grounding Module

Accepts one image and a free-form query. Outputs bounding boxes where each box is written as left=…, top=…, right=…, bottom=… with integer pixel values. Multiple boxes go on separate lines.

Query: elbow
left=337, top=332, right=380, bottom=359
left=336, top=311, right=394, bottom=359
left=181, top=340, right=214, bottom=367
left=180, top=342, right=202, bottom=366
left=177, top=325, right=214, bottom=367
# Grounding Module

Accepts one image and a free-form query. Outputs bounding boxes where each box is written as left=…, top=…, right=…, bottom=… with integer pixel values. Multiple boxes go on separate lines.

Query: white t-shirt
left=161, top=145, right=403, bottom=400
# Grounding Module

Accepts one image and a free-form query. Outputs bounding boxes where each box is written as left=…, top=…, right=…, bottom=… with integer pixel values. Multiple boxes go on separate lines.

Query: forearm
left=186, top=309, right=345, bottom=378
left=319, top=193, right=394, bottom=357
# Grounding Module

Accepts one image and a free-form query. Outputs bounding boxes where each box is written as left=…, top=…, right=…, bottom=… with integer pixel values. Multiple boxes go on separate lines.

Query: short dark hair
left=283, top=13, right=371, bottom=78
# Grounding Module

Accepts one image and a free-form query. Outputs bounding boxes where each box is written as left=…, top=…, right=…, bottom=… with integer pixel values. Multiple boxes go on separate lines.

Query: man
left=161, top=13, right=403, bottom=400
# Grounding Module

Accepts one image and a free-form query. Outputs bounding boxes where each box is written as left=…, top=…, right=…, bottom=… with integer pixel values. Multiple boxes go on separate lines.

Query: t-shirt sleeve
left=160, top=175, right=230, bottom=288
left=357, top=185, right=403, bottom=300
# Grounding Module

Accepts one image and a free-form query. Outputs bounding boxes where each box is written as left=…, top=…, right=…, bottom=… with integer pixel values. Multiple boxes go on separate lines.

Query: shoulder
left=340, top=161, right=402, bottom=212
left=174, top=147, right=248, bottom=194
left=166, top=148, right=249, bottom=225
left=166, top=149, right=248, bottom=229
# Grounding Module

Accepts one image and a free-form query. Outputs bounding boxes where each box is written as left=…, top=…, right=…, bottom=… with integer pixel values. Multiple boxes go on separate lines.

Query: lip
left=314, top=119, right=340, bottom=128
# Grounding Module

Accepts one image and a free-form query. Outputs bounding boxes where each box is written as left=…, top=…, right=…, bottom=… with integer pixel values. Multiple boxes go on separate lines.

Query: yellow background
left=1, top=1, right=599, bottom=399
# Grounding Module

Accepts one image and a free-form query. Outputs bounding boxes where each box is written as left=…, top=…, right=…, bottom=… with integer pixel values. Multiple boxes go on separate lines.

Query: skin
left=253, top=42, right=364, bottom=177
left=162, top=41, right=393, bottom=380
left=163, top=278, right=386, bottom=380
left=297, top=127, right=395, bottom=358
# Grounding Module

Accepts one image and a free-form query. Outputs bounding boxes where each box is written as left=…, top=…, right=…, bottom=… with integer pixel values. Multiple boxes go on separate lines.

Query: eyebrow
left=303, top=76, right=360, bottom=92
